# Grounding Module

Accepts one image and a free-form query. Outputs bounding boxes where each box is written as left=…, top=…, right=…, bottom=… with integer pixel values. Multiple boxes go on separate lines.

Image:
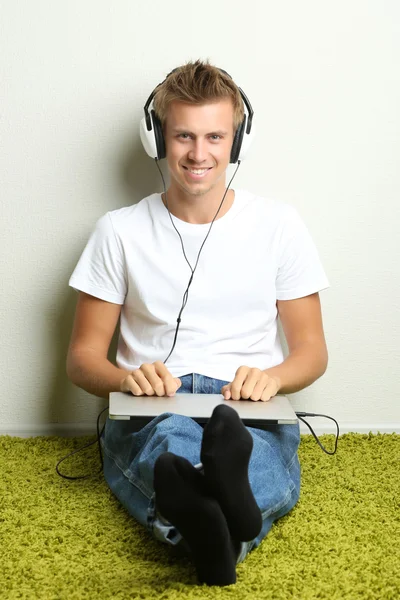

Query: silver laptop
left=109, top=392, right=298, bottom=426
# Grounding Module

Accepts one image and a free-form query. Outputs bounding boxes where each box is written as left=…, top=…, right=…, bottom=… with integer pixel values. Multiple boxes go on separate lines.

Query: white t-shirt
left=69, top=189, right=330, bottom=382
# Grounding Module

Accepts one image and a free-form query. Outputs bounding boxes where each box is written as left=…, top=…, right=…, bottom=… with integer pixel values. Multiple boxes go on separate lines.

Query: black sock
left=153, top=452, right=236, bottom=586
left=200, top=404, right=262, bottom=541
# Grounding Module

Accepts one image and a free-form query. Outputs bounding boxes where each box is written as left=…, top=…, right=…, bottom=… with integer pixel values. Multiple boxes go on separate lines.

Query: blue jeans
left=101, top=373, right=301, bottom=564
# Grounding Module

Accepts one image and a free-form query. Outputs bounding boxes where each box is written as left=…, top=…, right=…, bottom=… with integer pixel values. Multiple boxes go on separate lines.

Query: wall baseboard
left=0, top=422, right=399, bottom=438
left=297, top=422, right=400, bottom=435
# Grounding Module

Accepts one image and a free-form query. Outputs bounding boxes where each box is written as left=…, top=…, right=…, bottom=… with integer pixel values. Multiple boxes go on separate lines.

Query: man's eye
left=178, top=133, right=191, bottom=139
left=210, top=135, right=221, bottom=140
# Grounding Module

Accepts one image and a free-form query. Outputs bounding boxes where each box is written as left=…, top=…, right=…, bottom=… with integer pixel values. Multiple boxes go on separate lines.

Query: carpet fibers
left=0, top=432, right=399, bottom=599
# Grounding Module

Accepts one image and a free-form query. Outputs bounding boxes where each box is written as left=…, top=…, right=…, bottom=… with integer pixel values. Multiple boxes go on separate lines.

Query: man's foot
left=200, top=404, right=262, bottom=541
left=153, top=452, right=237, bottom=586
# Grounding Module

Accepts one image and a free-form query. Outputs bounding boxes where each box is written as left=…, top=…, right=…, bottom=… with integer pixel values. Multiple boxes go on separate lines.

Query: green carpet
left=0, top=432, right=399, bottom=599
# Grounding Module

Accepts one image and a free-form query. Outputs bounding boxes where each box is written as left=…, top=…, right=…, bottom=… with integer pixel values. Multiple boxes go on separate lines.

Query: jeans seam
left=102, top=443, right=153, bottom=500
left=281, top=424, right=300, bottom=470
left=260, top=482, right=295, bottom=519
left=285, top=450, right=299, bottom=471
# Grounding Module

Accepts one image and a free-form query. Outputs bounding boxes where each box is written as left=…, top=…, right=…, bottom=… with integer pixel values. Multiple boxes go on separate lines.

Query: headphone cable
left=154, top=158, right=242, bottom=364
left=55, top=405, right=108, bottom=481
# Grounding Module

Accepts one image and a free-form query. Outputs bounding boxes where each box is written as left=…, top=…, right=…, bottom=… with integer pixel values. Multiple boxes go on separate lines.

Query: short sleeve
left=69, top=213, right=127, bottom=304
left=276, top=206, right=330, bottom=300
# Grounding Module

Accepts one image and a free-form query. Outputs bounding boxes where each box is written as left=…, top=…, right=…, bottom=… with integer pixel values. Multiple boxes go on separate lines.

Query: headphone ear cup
left=139, top=110, right=166, bottom=160
left=151, top=110, right=166, bottom=160
left=237, top=122, right=255, bottom=162
left=140, top=114, right=158, bottom=159
left=230, top=117, right=246, bottom=164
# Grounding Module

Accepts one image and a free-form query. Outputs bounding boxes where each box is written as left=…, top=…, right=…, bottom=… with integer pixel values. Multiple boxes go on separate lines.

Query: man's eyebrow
left=172, top=128, right=228, bottom=136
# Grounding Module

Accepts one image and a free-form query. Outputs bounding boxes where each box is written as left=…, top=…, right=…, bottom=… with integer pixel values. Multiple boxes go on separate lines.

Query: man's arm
left=66, top=292, right=181, bottom=399
left=221, top=292, right=328, bottom=401
left=66, top=292, right=130, bottom=399
left=264, top=292, right=328, bottom=394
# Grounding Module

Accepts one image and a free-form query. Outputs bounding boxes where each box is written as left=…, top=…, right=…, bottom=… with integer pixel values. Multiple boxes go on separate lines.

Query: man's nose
left=187, top=138, right=207, bottom=163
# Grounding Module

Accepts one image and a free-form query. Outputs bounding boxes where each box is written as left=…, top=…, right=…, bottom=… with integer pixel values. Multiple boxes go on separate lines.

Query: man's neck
left=161, top=185, right=235, bottom=225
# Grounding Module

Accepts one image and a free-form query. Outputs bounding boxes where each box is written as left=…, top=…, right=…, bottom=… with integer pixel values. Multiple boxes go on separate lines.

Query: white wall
left=1, top=0, right=399, bottom=436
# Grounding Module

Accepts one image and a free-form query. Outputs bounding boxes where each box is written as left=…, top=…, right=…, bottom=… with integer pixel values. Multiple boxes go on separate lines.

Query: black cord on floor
left=295, top=412, right=339, bottom=455
left=55, top=405, right=109, bottom=481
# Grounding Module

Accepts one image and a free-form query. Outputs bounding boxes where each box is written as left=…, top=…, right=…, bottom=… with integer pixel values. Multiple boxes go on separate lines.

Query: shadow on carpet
left=0, top=432, right=399, bottom=599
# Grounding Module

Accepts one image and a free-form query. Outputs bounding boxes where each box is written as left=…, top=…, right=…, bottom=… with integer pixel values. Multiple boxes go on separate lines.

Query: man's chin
left=178, top=181, right=216, bottom=198
left=168, top=169, right=226, bottom=198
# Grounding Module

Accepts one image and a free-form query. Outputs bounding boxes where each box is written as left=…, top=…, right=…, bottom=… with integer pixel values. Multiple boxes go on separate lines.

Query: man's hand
left=221, top=366, right=281, bottom=402
left=120, top=361, right=182, bottom=397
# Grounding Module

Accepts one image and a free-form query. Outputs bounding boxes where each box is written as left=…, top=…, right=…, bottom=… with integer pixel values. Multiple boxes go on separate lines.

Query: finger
left=230, top=378, right=245, bottom=400
left=237, top=368, right=263, bottom=400
left=230, top=366, right=251, bottom=400
left=136, top=364, right=161, bottom=395
left=151, top=361, right=179, bottom=396
left=140, top=363, right=169, bottom=396
left=248, top=374, right=270, bottom=401
left=230, top=380, right=246, bottom=400
left=153, top=360, right=172, bottom=378
left=127, top=371, right=153, bottom=396
left=163, top=377, right=182, bottom=397
left=221, top=384, right=232, bottom=400
left=260, top=389, right=273, bottom=402
left=260, top=379, right=279, bottom=402
left=121, top=374, right=143, bottom=395
left=241, top=369, right=268, bottom=400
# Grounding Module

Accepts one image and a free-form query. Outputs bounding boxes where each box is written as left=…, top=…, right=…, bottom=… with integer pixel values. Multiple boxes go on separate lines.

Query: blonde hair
left=153, top=59, right=244, bottom=132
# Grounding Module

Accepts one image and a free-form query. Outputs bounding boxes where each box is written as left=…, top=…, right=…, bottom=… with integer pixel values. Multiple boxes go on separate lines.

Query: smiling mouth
left=183, top=166, right=213, bottom=174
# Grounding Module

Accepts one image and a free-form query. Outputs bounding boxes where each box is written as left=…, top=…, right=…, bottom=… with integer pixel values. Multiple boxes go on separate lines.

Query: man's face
left=164, top=99, right=235, bottom=197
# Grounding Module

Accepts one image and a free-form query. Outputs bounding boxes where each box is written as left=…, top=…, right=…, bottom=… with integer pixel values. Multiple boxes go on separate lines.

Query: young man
left=67, top=60, right=330, bottom=586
